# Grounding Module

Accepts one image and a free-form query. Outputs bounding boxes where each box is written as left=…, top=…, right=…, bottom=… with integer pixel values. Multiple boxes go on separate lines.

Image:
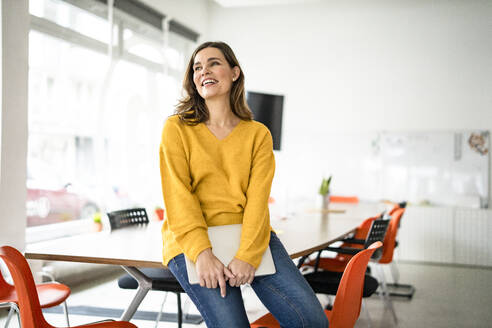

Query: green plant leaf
left=318, top=176, right=332, bottom=195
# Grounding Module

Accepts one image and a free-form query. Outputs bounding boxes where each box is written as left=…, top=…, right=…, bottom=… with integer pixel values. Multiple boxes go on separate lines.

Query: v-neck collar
left=201, top=119, right=244, bottom=142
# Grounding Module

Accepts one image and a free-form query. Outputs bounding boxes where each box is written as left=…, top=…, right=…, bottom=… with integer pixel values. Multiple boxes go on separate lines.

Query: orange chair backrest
left=329, top=195, right=359, bottom=204
left=353, top=216, right=378, bottom=240
left=330, top=241, right=382, bottom=328
left=0, top=267, right=14, bottom=298
left=332, top=215, right=378, bottom=263
left=337, top=205, right=405, bottom=264
left=388, top=204, right=400, bottom=216
left=355, top=202, right=401, bottom=240
left=0, top=246, right=50, bottom=328
left=379, top=208, right=405, bottom=264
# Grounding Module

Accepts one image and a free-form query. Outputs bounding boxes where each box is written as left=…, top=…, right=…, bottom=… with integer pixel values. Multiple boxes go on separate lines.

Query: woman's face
left=192, top=47, right=239, bottom=101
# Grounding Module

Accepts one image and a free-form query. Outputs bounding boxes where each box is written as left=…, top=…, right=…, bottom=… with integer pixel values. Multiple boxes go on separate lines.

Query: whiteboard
left=378, top=131, right=489, bottom=208
left=274, top=129, right=489, bottom=210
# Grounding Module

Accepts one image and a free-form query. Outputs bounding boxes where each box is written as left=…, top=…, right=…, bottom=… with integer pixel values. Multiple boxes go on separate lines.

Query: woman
left=159, top=41, right=328, bottom=328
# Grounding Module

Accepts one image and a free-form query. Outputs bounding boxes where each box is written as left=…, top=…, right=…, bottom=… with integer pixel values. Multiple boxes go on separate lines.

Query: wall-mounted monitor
left=246, top=91, right=284, bottom=150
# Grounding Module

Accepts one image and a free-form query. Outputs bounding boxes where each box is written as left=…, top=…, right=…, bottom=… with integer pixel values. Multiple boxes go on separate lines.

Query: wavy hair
left=175, top=41, right=253, bottom=125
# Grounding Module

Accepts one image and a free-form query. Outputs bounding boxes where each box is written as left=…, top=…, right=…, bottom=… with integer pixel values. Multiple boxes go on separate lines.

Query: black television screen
left=246, top=91, right=284, bottom=150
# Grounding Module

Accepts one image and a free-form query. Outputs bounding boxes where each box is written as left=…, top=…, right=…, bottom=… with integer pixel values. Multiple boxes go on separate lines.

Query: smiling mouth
left=202, top=79, right=218, bottom=86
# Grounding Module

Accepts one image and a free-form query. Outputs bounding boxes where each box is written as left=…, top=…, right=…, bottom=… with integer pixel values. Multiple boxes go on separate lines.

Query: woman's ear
left=232, top=66, right=240, bottom=81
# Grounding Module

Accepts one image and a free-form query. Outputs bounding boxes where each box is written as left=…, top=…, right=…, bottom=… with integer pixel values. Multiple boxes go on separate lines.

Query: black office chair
left=107, top=208, right=191, bottom=328
left=107, top=208, right=149, bottom=230
left=299, top=218, right=391, bottom=325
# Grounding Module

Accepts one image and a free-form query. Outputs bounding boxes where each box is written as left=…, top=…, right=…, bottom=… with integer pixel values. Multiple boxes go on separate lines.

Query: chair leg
left=182, top=296, right=192, bottom=320
left=390, top=261, right=400, bottom=284
left=361, top=300, right=372, bottom=328
left=5, top=303, right=20, bottom=328
left=386, top=282, right=416, bottom=299
left=154, top=292, right=169, bottom=328
left=376, top=265, right=398, bottom=326
left=324, top=295, right=333, bottom=310
left=386, top=262, right=416, bottom=299
left=63, top=300, right=70, bottom=327
left=177, top=293, right=182, bottom=328
left=4, top=306, right=15, bottom=328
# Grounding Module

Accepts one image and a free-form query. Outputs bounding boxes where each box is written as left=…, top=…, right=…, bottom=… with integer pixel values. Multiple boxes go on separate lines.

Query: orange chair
left=251, top=242, right=383, bottom=328
left=381, top=203, right=416, bottom=298
left=303, top=204, right=404, bottom=273
left=0, top=266, right=71, bottom=327
left=378, top=208, right=404, bottom=265
left=0, top=245, right=137, bottom=328
left=311, top=203, right=414, bottom=299
left=301, top=215, right=381, bottom=273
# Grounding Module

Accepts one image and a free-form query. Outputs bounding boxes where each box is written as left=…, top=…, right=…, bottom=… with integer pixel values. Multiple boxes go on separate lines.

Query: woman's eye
left=194, top=66, right=201, bottom=71
left=211, top=61, right=219, bottom=66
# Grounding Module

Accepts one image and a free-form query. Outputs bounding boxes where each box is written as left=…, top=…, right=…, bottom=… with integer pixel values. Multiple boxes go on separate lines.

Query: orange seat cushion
left=251, top=310, right=332, bottom=328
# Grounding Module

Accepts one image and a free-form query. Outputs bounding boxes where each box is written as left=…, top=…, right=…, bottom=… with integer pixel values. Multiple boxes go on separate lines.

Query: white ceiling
left=213, top=0, right=323, bottom=8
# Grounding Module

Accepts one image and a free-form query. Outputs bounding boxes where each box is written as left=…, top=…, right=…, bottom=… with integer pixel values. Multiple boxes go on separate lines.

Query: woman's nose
left=201, top=66, right=210, bottom=76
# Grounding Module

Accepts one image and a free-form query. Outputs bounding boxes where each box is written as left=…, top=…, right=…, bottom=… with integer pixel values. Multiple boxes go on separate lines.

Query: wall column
left=0, top=0, right=29, bottom=250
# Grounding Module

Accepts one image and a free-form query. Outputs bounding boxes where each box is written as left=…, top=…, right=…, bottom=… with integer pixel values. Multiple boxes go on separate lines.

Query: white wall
left=0, top=0, right=29, bottom=250
left=398, top=206, right=492, bottom=266
left=208, top=0, right=492, bottom=208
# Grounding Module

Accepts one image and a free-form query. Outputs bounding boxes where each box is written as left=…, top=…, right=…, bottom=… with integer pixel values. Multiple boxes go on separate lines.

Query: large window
left=27, top=0, right=196, bottom=241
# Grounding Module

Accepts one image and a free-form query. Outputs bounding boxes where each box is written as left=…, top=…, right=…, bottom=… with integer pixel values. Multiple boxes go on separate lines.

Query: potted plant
left=93, top=212, right=103, bottom=232
left=154, top=206, right=165, bottom=221
left=318, top=176, right=332, bottom=210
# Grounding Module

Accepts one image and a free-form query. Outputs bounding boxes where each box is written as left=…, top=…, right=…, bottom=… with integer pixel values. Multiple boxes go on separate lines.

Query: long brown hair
left=175, top=41, right=253, bottom=125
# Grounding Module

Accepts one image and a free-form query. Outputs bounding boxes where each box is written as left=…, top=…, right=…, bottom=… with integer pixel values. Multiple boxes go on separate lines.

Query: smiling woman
left=159, top=41, right=329, bottom=328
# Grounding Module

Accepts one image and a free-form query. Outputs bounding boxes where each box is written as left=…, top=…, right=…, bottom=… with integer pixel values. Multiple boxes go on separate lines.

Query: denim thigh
left=251, top=232, right=329, bottom=328
left=168, top=232, right=328, bottom=328
left=167, top=253, right=250, bottom=328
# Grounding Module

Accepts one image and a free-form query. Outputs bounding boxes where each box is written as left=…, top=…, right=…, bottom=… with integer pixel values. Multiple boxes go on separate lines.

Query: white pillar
left=0, top=0, right=29, bottom=251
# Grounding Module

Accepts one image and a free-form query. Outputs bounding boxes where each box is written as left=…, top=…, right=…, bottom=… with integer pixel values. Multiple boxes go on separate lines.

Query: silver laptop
left=185, top=224, right=276, bottom=284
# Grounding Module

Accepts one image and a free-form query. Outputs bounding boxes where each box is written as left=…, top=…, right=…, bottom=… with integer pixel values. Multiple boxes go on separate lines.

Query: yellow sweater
left=159, top=115, right=275, bottom=268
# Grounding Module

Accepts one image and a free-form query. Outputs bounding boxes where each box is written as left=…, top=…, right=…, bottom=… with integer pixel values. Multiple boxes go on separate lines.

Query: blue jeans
left=168, top=232, right=328, bottom=328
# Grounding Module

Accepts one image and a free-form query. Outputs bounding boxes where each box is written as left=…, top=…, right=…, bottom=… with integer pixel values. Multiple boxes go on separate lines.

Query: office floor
left=1, top=262, right=491, bottom=328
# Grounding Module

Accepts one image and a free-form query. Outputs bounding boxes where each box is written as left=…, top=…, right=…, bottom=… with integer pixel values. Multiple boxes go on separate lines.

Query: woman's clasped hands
left=195, top=248, right=256, bottom=298
left=227, top=258, right=255, bottom=287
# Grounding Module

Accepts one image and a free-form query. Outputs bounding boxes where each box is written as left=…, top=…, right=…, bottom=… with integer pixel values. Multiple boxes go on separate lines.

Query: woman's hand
left=227, top=258, right=256, bottom=287
left=195, top=248, right=235, bottom=297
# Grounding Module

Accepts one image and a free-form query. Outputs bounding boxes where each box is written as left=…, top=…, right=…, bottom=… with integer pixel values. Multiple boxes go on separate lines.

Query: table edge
left=25, top=253, right=166, bottom=269
left=287, top=227, right=355, bottom=258
left=25, top=227, right=356, bottom=267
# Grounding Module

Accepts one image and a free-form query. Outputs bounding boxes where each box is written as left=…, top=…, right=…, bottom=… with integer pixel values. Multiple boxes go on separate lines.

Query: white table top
left=25, top=203, right=386, bottom=268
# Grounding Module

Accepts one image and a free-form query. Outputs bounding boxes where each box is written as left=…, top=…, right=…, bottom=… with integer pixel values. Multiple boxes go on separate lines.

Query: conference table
left=25, top=202, right=386, bottom=322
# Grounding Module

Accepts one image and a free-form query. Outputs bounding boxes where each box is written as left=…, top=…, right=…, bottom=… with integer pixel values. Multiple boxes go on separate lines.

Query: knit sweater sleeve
left=159, top=118, right=211, bottom=263
left=235, top=128, right=275, bottom=268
